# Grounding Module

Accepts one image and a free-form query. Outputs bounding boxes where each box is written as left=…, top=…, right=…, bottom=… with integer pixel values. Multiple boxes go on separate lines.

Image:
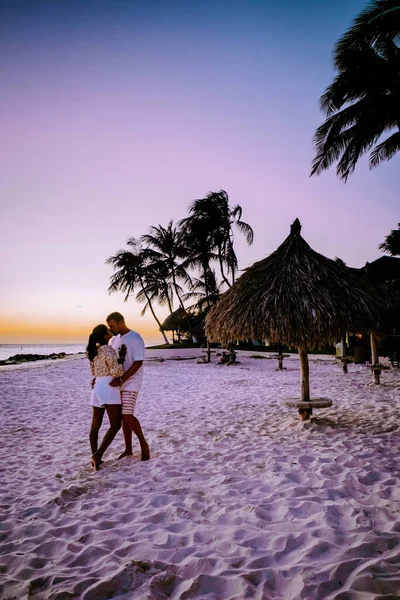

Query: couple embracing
left=86, top=312, right=150, bottom=470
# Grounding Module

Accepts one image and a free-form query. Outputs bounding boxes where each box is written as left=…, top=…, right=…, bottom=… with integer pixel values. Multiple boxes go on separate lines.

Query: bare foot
left=89, top=459, right=104, bottom=466
left=141, top=443, right=150, bottom=461
left=117, top=450, right=133, bottom=460
left=91, top=454, right=101, bottom=470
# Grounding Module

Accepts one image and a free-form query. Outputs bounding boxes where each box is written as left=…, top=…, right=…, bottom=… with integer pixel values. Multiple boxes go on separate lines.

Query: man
left=107, top=312, right=150, bottom=461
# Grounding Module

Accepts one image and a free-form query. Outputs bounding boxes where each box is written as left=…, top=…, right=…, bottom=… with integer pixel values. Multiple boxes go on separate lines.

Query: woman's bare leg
left=89, top=407, right=105, bottom=455
left=91, top=405, right=122, bottom=469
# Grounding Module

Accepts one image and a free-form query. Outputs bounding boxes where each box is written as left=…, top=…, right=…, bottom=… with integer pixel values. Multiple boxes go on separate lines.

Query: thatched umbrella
left=206, top=219, right=385, bottom=418
left=359, top=256, right=400, bottom=284
left=161, top=308, right=190, bottom=343
left=357, top=260, right=400, bottom=381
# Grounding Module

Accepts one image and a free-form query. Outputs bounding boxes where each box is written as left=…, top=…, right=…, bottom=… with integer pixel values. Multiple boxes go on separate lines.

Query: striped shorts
left=121, top=390, right=139, bottom=415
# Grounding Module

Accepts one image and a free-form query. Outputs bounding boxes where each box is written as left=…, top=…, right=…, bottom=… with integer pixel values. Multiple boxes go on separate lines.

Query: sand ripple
left=1, top=354, right=400, bottom=598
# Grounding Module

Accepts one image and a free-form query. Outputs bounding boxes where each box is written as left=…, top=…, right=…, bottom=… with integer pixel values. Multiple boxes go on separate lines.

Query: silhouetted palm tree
left=380, top=223, right=400, bottom=255
left=136, top=260, right=177, bottom=315
left=179, top=217, right=219, bottom=302
left=182, top=269, right=222, bottom=310
left=311, top=0, right=400, bottom=180
left=107, top=241, right=170, bottom=344
left=140, top=222, right=190, bottom=313
left=180, top=190, right=254, bottom=286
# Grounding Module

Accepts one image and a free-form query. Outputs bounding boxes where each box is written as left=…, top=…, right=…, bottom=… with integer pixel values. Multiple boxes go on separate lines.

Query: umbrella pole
left=341, top=335, right=348, bottom=373
left=370, top=333, right=380, bottom=384
left=298, top=346, right=311, bottom=420
left=370, top=333, right=378, bottom=365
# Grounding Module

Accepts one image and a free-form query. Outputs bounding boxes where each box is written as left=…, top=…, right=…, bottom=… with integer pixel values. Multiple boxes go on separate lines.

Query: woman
left=87, top=324, right=124, bottom=470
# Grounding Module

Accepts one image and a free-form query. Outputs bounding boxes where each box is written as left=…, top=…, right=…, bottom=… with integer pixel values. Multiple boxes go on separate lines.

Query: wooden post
left=206, top=340, right=211, bottom=363
left=370, top=333, right=380, bottom=384
left=341, top=336, right=348, bottom=373
left=298, top=346, right=311, bottom=420
left=370, top=333, right=378, bottom=365
left=277, top=342, right=284, bottom=370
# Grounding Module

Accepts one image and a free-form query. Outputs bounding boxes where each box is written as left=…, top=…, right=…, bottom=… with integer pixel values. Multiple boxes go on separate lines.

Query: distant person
left=107, top=312, right=150, bottom=461
left=87, top=324, right=123, bottom=470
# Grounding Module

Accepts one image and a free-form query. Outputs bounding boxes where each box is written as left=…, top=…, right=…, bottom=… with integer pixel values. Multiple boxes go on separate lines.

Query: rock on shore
left=0, top=352, right=84, bottom=366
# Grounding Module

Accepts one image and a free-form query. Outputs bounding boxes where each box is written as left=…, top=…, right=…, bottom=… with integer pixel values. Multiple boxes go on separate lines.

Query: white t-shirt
left=110, top=330, right=145, bottom=392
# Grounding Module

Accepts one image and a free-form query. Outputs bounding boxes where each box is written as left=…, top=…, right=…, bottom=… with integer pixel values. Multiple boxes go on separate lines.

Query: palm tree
left=106, top=240, right=170, bottom=344
left=179, top=216, right=219, bottom=302
left=182, top=269, right=222, bottom=310
left=140, top=221, right=190, bottom=313
left=135, top=260, right=176, bottom=315
left=180, top=190, right=254, bottom=286
left=380, top=223, right=400, bottom=255
left=311, top=0, right=400, bottom=181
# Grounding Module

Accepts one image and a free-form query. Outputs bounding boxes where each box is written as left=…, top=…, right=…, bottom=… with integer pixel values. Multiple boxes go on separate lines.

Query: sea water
left=0, top=344, right=86, bottom=362
left=0, top=340, right=157, bottom=362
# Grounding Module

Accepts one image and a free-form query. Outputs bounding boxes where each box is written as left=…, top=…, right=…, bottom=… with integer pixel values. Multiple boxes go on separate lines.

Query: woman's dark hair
left=86, top=324, right=109, bottom=361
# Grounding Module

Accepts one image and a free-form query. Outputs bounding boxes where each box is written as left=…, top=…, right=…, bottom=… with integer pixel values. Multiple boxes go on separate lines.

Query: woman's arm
left=106, top=348, right=124, bottom=378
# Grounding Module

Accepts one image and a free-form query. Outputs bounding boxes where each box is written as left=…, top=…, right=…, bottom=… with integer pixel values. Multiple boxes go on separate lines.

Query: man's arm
left=109, top=360, right=143, bottom=387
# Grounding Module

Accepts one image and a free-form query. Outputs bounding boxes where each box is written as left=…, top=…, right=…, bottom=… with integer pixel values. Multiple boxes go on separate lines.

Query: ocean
left=0, top=340, right=159, bottom=362
left=0, top=344, right=86, bottom=362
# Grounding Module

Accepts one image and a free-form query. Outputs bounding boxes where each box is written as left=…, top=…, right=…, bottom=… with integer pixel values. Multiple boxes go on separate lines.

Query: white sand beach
left=1, top=350, right=400, bottom=599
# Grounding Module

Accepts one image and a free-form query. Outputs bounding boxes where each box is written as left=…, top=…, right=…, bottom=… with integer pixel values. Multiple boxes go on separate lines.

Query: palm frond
left=235, top=220, right=254, bottom=245
left=311, top=0, right=400, bottom=179
left=230, top=204, right=243, bottom=220
left=379, top=222, right=400, bottom=255
left=369, top=130, right=400, bottom=166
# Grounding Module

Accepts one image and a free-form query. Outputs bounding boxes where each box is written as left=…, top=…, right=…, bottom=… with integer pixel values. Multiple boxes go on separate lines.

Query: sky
left=1, top=0, right=399, bottom=344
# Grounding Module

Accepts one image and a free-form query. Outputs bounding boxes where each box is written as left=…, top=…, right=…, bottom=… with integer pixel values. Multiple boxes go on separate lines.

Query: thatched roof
left=206, top=219, right=387, bottom=348
left=161, top=308, right=190, bottom=332
left=359, top=256, right=400, bottom=283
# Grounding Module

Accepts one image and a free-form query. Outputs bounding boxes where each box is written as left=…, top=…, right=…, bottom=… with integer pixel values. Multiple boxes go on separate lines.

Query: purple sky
left=1, top=0, right=399, bottom=343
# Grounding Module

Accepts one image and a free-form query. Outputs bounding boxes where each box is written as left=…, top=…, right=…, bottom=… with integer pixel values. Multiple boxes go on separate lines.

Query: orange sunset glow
left=0, top=313, right=164, bottom=345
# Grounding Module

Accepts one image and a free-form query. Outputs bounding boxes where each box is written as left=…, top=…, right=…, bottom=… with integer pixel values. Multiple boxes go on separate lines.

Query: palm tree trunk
left=217, top=245, right=231, bottom=288
left=162, top=280, right=174, bottom=314
left=170, top=270, right=193, bottom=333
left=171, top=271, right=186, bottom=312
left=298, top=346, right=311, bottom=420
left=139, top=276, right=169, bottom=345
left=227, top=236, right=236, bottom=284
left=203, top=265, right=211, bottom=308
left=199, top=257, right=212, bottom=309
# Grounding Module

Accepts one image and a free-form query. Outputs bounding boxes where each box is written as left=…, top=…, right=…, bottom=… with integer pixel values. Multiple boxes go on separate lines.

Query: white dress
left=89, top=345, right=123, bottom=408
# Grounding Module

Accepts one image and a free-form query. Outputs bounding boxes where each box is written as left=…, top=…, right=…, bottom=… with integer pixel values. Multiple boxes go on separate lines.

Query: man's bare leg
left=119, top=414, right=150, bottom=461
left=91, top=405, right=122, bottom=470
left=117, top=419, right=133, bottom=459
